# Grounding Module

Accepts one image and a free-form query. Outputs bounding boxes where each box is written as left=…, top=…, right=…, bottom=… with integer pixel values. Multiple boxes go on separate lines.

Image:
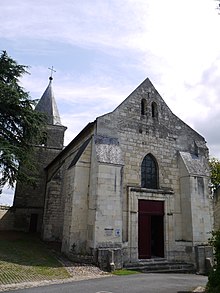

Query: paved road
left=7, top=273, right=207, bottom=293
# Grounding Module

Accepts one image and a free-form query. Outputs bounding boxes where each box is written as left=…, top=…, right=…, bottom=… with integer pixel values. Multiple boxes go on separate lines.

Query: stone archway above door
left=127, top=186, right=174, bottom=262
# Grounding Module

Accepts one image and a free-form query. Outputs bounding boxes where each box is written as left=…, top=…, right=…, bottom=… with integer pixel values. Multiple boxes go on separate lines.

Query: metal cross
left=48, top=66, right=56, bottom=78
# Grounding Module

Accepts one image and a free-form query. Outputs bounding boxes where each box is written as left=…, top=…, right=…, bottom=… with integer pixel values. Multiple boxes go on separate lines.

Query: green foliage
left=112, top=269, right=140, bottom=276
left=0, top=51, right=46, bottom=189
left=207, top=230, right=220, bottom=293
left=209, top=157, right=220, bottom=191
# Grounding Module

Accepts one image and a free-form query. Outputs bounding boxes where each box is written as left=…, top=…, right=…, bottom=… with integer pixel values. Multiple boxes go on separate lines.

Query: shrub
left=206, top=230, right=220, bottom=293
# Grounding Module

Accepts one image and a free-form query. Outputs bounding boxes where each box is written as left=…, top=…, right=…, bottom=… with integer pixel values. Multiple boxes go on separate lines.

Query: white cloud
left=1, top=0, right=144, bottom=52
left=1, top=0, right=220, bottom=207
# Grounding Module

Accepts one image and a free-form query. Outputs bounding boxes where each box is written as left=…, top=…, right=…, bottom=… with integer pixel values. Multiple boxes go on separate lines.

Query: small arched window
left=141, top=98, right=147, bottom=115
left=141, top=154, right=158, bottom=189
left=151, top=102, right=158, bottom=119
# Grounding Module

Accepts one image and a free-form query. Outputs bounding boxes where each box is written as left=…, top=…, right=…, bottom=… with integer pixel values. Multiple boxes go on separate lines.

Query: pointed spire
left=35, top=74, right=62, bottom=126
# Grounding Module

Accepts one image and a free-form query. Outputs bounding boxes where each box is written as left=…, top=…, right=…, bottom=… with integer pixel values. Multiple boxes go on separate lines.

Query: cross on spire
left=48, top=66, right=56, bottom=80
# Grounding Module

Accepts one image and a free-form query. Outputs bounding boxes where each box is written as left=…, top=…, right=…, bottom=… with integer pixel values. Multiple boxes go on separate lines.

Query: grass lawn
left=0, top=232, right=70, bottom=285
left=112, top=269, right=140, bottom=276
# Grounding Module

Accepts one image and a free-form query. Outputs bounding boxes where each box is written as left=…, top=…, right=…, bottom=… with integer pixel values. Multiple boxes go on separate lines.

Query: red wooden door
left=138, top=213, right=151, bottom=258
left=151, top=215, right=164, bottom=257
left=138, top=200, right=164, bottom=259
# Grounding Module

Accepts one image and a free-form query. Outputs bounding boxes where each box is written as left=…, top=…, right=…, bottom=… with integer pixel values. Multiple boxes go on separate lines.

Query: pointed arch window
left=141, top=98, right=147, bottom=115
left=151, top=102, right=158, bottom=120
left=141, top=154, right=158, bottom=189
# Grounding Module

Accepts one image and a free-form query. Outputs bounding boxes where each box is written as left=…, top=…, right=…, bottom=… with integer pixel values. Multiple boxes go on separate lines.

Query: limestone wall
left=43, top=78, right=212, bottom=268
left=43, top=125, right=94, bottom=245
left=95, top=78, right=211, bottom=264
left=94, top=163, right=123, bottom=247
left=61, top=140, right=92, bottom=255
left=0, top=206, right=14, bottom=230
left=14, top=124, right=66, bottom=209
left=190, top=176, right=213, bottom=243
left=13, top=124, right=66, bottom=233
left=42, top=173, right=64, bottom=241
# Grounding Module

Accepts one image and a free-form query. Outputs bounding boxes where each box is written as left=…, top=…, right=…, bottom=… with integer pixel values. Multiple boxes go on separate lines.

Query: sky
left=1, top=0, right=220, bottom=205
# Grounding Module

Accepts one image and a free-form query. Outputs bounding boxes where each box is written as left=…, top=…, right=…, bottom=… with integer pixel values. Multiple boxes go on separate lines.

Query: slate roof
left=179, top=151, right=209, bottom=176
left=35, top=77, right=62, bottom=125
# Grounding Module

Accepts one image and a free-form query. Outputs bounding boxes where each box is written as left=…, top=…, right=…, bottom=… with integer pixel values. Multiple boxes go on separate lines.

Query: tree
left=207, top=230, right=220, bottom=293
left=209, top=157, right=220, bottom=191
left=0, top=51, right=45, bottom=190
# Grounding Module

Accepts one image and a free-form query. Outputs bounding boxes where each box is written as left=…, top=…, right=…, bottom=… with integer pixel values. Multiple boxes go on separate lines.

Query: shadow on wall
left=0, top=206, right=43, bottom=233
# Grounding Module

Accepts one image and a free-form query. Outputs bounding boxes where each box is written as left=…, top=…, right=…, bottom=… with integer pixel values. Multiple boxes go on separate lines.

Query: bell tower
left=35, top=75, right=66, bottom=150
left=13, top=73, right=67, bottom=232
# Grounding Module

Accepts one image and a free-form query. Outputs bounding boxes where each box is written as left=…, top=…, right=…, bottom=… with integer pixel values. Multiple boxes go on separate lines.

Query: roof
left=35, top=77, right=62, bottom=125
left=45, top=121, right=95, bottom=171
left=179, top=151, right=209, bottom=176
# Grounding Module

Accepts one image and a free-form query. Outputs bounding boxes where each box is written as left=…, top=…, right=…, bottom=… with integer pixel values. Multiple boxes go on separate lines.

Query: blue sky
left=1, top=0, right=220, bottom=205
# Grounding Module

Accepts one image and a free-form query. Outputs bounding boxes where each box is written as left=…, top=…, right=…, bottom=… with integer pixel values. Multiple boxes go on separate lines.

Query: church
left=12, top=76, right=213, bottom=270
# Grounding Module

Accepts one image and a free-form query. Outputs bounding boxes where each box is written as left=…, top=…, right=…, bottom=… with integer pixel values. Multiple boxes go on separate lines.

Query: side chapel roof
left=35, top=77, right=62, bottom=125
left=179, top=151, right=209, bottom=176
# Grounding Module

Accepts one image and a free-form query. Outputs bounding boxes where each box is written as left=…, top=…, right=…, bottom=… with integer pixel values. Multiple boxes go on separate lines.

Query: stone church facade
left=12, top=77, right=213, bottom=269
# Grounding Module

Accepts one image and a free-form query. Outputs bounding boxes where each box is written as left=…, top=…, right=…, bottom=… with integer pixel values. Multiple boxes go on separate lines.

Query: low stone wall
left=97, top=248, right=123, bottom=271
left=65, top=247, right=123, bottom=272
left=0, top=206, right=14, bottom=230
left=195, top=245, right=213, bottom=275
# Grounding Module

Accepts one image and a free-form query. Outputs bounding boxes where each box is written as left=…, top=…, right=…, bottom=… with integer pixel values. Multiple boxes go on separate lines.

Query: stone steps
left=125, top=260, right=195, bottom=274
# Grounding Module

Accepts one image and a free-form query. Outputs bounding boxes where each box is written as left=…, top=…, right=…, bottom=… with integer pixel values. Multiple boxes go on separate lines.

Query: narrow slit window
left=141, top=98, right=147, bottom=115
left=151, top=102, right=158, bottom=119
